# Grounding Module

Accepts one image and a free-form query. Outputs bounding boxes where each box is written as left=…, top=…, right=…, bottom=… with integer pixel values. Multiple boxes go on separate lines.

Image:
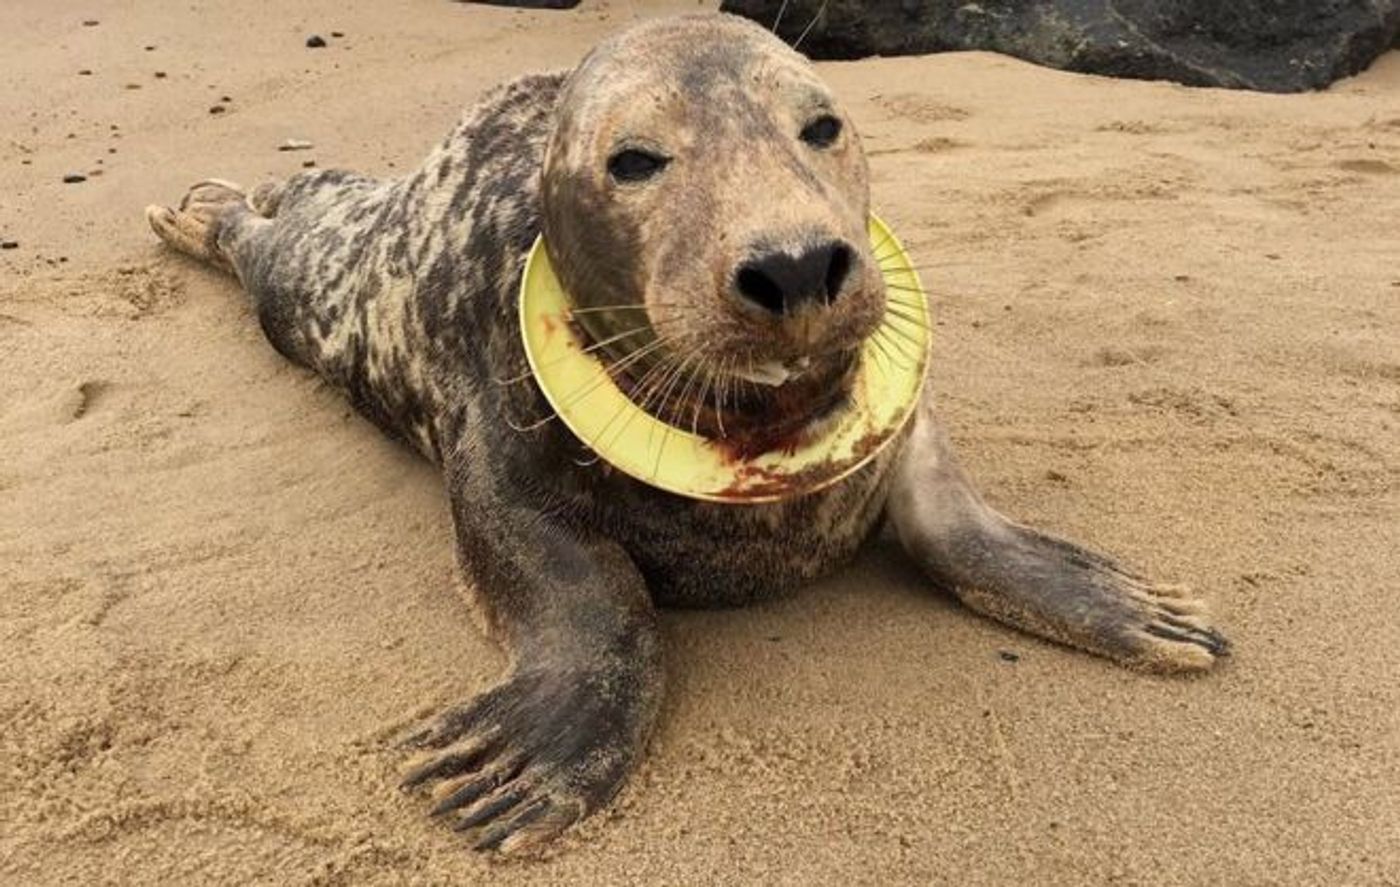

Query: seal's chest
left=608, top=450, right=896, bottom=608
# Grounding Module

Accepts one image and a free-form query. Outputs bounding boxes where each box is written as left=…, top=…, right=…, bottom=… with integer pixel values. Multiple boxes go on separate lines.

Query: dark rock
left=721, top=0, right=1400, bottom=92
left=998, top=650, right=1021, bottom=662
left=1, top=241, right=19, bottom=250
left=331, top=31, right=345, bottom=38
left=78, top=69, right=93, bottom=75
left=209, top=105, right=226, bottom=114
left=454, top=0, right=581, bottom=8
left=62, top=174, right=87, bottom=184
left=306, top=34, right=327, bottom=48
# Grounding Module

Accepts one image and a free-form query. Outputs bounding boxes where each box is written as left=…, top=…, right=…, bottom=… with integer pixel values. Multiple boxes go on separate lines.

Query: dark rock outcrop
left=721, top=0, right=1400, bottom=92
left=456, top=0, right=581, bottom=8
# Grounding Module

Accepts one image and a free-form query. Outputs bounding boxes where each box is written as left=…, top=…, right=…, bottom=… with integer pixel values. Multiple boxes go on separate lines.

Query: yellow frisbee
left=519, top=215, right=930, bottom=503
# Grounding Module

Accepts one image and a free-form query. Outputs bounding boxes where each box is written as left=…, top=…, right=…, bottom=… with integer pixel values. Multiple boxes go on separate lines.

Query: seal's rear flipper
left=145, top=179, right=252, bottom=275
left=887, top=404, right=1230, bottom=673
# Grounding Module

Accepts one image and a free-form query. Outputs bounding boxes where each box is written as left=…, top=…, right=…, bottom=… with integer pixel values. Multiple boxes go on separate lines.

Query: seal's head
left=541, top=13, right=885, bottom=452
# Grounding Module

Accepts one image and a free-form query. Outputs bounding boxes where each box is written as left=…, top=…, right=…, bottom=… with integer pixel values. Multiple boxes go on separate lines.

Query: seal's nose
left=735, top=239, right=854, bottom=316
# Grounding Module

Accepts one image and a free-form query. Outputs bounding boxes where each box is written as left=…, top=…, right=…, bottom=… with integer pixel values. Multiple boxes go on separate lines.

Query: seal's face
left=542, top=14, right=884, bottom=449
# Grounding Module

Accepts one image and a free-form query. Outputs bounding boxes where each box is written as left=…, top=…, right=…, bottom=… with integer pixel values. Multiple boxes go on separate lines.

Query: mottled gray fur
left=213, top=68, right=889, bottom=607
left=146, top=13, right=1227, bottom=854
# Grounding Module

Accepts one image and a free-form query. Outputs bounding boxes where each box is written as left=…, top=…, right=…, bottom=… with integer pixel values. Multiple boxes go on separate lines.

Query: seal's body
left=200, top=72, right=889, bottom=607
left=148, top=14, right=1227, bottom=853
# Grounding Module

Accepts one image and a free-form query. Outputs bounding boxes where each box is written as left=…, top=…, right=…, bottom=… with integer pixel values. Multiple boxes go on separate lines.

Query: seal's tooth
left=733, top=361, right=792, bottom=387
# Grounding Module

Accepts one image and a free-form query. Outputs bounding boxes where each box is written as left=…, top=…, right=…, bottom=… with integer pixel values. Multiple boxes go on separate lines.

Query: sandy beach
left=2, top=1, right=1398, bottom=884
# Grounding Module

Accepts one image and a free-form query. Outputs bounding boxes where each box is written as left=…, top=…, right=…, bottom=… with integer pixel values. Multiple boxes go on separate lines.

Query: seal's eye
left=800, top=115, right=842, bottom=149
left=607, top=149, right=669, bottom=183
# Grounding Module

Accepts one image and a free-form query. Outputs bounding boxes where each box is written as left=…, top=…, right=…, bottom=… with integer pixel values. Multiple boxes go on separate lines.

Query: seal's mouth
left=567, top=285, right=877, bottom=444
left=599, top=335, right=863, bottom=456
left=731, top=356, right=810, bottom=387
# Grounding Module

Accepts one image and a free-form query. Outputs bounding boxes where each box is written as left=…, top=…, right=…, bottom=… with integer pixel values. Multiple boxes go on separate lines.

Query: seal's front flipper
left=398, top=449, right=662, bottom=853
left=399, top=653, right=656, bottom=852
left=887, top=404, right=1229, bottom=673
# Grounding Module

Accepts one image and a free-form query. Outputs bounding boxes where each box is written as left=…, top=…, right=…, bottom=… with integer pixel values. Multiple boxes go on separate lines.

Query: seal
left=145, top=13, right=1229, bottom=853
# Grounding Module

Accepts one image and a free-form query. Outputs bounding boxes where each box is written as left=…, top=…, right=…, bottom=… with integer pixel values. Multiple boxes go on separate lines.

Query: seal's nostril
left=736, top=265, right=787, bottom=315
left=824, top=244, right=852, bottom=304
left=734, top=238, right=855, bottom=316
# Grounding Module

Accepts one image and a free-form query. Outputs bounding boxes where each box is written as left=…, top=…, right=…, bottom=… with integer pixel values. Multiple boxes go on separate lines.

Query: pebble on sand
left=278, top=139, right=314, bottom=152
left=306, top=35, right=327, bottom=48
left=63, top=173, right=87, bottom=184
left=1, top=241, right=19, bottom=250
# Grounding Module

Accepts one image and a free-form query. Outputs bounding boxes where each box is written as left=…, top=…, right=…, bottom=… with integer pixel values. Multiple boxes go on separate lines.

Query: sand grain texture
left=2, top=2, right=1398, bottom=884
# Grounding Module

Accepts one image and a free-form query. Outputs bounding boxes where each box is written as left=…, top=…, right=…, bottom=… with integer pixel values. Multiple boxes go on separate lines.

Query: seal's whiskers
left=692, top=368, right=719, bottom=436
left=591, top=334, right=697, bottom=455
left=567, top=301, right=691, bottom=315
left=506, top=334, right=672, bottom=433
left=877, top=314, right=926, bottom=352
left=882, top=283, right=928, bottom=296
left=872, top=327, right=918, bottom=369
left=771, top=0, right=791, bottom=33
left=883, top=304, right=933, bottom=332
left=792, top=0, right=830, bottom=53
left=645, top=345, right=709, bottom=475
left=494, top=322, right=656, bottom=386
left=672, top=351, right=710, bottom=431
left=866, top=333, right=898, bottom=376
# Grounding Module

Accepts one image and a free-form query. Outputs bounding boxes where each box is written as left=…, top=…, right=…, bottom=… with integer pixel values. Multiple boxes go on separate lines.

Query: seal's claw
left=429, top=767, right=501, bottom=817
left=454, top=786, right=528, bottom=832
left=473, top=797, right=575, bottom=854
left=145, top=180, right=248, bottom=273
left=178, top=178, right=245, bottom=211
left=1133, top=600, right=1232, bottom=668
left=992, top=526, right=1233, bottom=674
left=401, top=663, right=651, bottom=852
left=399, top=742, right=489, bottom=789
